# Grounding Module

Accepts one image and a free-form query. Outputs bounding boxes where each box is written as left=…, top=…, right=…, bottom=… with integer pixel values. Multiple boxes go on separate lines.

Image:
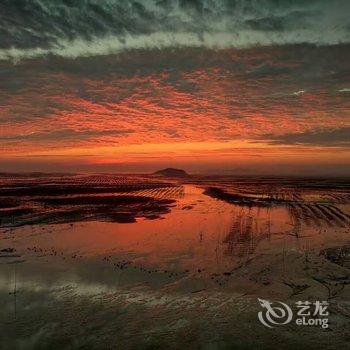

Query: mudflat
left=0, top=174, right=349, bottom=349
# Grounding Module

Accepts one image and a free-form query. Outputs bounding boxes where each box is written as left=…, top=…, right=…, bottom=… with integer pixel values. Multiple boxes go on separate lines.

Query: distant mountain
left=153, top=168, right=189, bottom=177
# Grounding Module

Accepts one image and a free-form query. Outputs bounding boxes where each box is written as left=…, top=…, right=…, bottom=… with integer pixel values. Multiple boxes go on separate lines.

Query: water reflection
left=224, top=211, right=272, bottom=258
left=1, top=181, right=349, bottom=350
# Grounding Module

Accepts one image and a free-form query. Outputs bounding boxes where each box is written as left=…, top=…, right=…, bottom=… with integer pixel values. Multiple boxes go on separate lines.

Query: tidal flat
left=0, top=174, right=349, bottom=349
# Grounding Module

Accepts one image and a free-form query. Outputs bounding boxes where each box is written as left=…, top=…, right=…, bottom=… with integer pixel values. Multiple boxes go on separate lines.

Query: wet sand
left=0, top=175, right=349, bottom=349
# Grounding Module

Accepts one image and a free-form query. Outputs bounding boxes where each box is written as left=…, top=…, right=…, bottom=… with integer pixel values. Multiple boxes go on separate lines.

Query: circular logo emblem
left=258, top=298, right=293, bottom=328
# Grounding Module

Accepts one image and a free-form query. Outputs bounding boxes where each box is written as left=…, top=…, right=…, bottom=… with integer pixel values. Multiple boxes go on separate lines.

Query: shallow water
left=1, top=183, right=349, bottom=290
left=1, top=182, right=349, bottom=349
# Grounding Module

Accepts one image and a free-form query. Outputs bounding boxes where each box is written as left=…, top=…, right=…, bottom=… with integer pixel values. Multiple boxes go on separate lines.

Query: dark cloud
left=259, top=127, right=350, bottom=147
left=0, top=128, right=133, bottom=142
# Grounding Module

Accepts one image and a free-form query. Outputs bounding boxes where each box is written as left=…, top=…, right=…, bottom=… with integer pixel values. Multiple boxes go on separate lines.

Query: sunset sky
left=0, top=1, right=349, bottom=176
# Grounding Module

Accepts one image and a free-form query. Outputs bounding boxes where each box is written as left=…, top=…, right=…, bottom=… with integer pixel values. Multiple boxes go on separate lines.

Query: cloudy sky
left=0, top=1, right=349, bottom=175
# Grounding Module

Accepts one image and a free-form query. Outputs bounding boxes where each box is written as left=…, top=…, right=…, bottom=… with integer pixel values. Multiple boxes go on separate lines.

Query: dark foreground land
left=0, top=174, right=349, bottom=349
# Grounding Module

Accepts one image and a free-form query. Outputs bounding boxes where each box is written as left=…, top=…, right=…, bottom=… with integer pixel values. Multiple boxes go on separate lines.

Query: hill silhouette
left=153, top=168, right=189, bottom=177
